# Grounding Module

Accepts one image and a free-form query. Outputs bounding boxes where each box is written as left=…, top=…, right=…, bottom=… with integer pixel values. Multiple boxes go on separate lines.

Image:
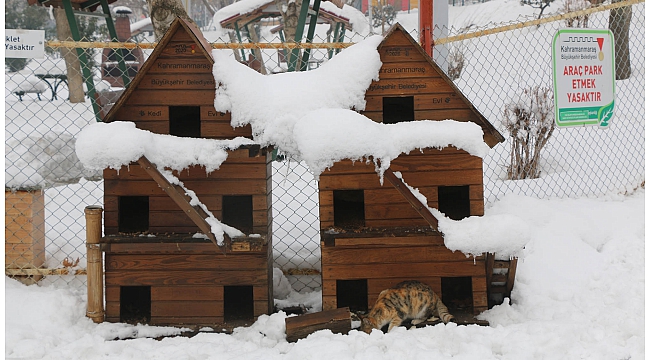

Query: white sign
left=552, top=29, right=615, bottom=128
left=5, top=29, right=45, bottom=59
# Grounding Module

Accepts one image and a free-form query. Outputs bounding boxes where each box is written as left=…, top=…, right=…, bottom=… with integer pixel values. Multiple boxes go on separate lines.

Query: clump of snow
left=394, top=171, right=530, bottom=258
left=273, top=267, right=323, bottom=313
left=275, top=289, right=323, bottom=314
left=294, top=111, right=490, bottom=178
left=231, top=311, right=289, bottom=346
left=75, top=121, right=255, bottom=173
left=273, top=267, right=293, bottom=300
left=436, top=212, right=530, bottom=259
left=213, top=34, right=383, bottom=157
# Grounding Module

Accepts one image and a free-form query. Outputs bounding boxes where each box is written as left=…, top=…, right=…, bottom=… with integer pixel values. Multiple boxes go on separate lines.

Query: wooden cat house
left=319, top=24, right=514, bottom=319
left=97, top=18, right=273, bottom=327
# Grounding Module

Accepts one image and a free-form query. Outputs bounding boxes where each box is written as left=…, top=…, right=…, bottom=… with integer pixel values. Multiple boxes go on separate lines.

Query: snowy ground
left=5, top=189, right=645, bottom=359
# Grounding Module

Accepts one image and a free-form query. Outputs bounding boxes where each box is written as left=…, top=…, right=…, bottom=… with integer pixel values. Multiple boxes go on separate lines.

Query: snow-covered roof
left=213, top=0, right=276, bottom=29
left=320, top=1, right=370, bottom=35
left=213, top=0, right=369, bottom=36
left=113, top=5, right=132, bottom=14
left=75, top=121, right=255, bottom=173
left=212, top=28, right=491, bottom=178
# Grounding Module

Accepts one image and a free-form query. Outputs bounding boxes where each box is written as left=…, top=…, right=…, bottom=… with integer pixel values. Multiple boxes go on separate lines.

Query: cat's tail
left=440, top=312, right=455, bottom=323
left=435, top=297, right=455, bottom=324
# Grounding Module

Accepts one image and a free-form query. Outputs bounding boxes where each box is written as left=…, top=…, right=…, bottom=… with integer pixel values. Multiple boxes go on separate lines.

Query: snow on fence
left=5, top=2, right=645, bottom=291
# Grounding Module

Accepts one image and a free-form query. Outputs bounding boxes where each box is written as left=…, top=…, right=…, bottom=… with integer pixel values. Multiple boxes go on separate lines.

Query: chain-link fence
left=5, top=1, right=644, bottom=291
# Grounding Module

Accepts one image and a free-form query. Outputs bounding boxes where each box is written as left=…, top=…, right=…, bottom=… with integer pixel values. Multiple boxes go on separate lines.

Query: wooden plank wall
left=112, top=27, right=251, bottom=140
left=361, top=29, right=484, bottom=127
left=320, top=235, right=488, bottom=315
left=104, top=149, right=272, bottom=235
left=104, top=242, right=273, bottom=325
left=319, top=147, right=483, bottom=229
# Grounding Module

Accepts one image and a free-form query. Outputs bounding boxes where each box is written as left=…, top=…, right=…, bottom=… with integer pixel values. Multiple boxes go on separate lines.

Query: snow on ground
left=5, top=189, right=644, bottom=359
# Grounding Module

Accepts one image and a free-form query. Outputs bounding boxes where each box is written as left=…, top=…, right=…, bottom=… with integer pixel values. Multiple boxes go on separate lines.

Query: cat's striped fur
left=360, top=280, right=455, bottom=333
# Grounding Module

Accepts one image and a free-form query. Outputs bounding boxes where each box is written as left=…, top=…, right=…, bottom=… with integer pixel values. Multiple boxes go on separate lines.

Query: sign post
left=5, top=29, right=45, bottom=59
left=552, top=29, right=615, bottom=128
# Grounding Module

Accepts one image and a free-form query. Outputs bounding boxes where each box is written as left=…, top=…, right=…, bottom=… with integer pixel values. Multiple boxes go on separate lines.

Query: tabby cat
left=360, top=280, right=455, bottom=333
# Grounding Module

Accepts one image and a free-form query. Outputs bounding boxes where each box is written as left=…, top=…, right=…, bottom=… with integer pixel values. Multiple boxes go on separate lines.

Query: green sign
left=552, top=29, right=616, bottom=128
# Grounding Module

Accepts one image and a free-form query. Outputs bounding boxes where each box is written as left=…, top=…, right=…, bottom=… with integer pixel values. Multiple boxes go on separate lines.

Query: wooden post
left=85, top=205, right=104, bottom=323
left=419, top=0, right=433, bottom=57
left=506, top=258, right=518, bottom=296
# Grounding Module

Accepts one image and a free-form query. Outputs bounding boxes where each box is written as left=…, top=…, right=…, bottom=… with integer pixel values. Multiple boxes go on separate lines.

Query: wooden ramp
left=136, top=155, right=221, bottom=250
left=485, top=254, right=518, bottom=307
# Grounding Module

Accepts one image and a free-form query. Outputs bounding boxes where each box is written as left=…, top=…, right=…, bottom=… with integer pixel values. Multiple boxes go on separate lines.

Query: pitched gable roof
left=217, top=0, right=352, bottom=32
left=372, top=23, right=504, bottom=147
left=103, top=17, right=214, bottom=123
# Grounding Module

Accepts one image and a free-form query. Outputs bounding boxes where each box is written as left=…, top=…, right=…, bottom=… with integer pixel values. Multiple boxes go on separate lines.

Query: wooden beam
left=136, top=156, right=222, bottom=250
left=485, top=252, right=495, bottom=288
left=383, top=169, right=438, bottom=229
left=285, top=307, right=351, bottom=342
left=506, top=258, right=518, bottom=296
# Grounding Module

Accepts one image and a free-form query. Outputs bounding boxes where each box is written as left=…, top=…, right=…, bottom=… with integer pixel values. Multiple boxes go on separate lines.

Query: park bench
left=14, top=89, right=44, bottom=101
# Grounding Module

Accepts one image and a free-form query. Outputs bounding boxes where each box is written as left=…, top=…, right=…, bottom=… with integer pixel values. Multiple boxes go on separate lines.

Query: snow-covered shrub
left=447, top=42, right=466, bottom=81
left=6, top=132, right=102, bottom=190
left=564, top=0, right=591, bottom=28
left=502, top=86, right=555, bottom=180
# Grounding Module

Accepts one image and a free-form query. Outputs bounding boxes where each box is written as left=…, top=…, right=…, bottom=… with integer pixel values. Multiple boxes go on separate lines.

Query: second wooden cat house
left=319, top=24, right=514, bottom=318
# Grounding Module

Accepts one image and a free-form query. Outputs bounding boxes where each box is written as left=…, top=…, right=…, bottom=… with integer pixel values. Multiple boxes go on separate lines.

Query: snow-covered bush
left=563, top=0, right=591, bottom=28
left=447, top=41, right=466, bottom=81
left=502, top=86, right=555, bottom=180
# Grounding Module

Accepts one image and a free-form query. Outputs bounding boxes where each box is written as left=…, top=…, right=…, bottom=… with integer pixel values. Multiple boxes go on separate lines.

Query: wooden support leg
left=85, top=205, right=104, bottom=323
